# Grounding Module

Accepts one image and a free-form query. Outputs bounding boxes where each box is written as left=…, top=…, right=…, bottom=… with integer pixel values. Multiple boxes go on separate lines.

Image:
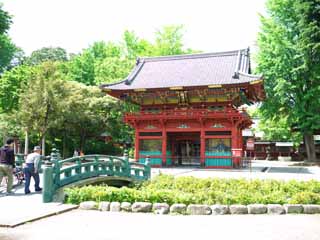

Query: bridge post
left=42, top=161, right=54, bottom=203
left=42, top=148, right=60, bottom=203
left=145, top=155, right=151, bottom=179
left=50, top=148, right=60, bottom=162
left=123, top=149, right=130, bottom=177
left=51, top=148, right=61, bottom=186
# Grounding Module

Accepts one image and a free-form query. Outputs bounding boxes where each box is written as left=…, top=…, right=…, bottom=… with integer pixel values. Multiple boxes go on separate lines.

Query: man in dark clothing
left=0, top=138, right=15, bottom=194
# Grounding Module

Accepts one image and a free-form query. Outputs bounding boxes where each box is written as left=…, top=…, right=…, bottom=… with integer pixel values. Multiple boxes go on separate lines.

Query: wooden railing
left=125, top=108, right=250, bottom=120
left=42, top=149, right=151, bottom=203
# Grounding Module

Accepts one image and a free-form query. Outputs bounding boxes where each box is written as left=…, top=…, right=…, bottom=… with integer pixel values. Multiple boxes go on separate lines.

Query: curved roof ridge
left=238, top=71, right=263, bottom=79
left=100, top=78, right=128, bottom=88
left=100, top=60, right=145, bottom=88
left=141, top=49, right=247, bottom=62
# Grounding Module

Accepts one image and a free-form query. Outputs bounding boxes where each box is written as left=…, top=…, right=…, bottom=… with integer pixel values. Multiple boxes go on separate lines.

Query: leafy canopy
left=26, top=47, right=68, bottom=65
left=0, top=4, right=19, bottom=73
left=256, top=0, right=320, bottom=136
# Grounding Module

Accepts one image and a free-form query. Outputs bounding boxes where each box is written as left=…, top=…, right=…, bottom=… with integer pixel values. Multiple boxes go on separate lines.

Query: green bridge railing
left=42, top=149, right=151, bottom=203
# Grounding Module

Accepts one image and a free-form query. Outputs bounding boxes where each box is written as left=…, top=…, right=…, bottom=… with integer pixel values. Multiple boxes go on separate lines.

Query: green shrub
left=64, top=175, right=320, bottom=205
left=289, top=192, right=320, bottom=204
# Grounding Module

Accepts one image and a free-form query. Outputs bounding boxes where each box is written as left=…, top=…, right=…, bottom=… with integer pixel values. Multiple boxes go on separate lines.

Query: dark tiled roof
left=101, top=48, right=261, bottom=90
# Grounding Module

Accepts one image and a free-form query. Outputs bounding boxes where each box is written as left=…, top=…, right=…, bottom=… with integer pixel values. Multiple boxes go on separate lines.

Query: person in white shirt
left=73, top=149, right=79, bottom=157
left=24, top=146, right=42, bottom=194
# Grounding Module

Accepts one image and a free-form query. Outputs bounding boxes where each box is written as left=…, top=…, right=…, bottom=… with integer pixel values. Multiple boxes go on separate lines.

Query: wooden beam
left=170, top=86, right=183, bottom=90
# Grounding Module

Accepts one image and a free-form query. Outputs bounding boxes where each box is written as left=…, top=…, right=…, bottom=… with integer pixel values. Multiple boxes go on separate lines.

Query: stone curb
left=79, top=201, right=320, bottom=215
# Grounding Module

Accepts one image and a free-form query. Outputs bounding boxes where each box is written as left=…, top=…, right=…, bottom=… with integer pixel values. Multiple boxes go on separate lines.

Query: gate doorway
left=167, top=132, right=200, bottom=166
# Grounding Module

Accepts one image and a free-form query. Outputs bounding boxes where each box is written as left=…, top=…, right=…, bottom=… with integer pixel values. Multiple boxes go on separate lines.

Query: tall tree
left=26, top=47, right=68, bottom=65
left=0, top=65, right=36, bottom=113
left=0, top=3, right=19, bottom=73
left=122, top=30, right=154, bottom=59
left=154, top=25, right=191, bottom=56
left=59, top=82, right=116, bottom=152
left=256, top=0, right=320, bottom=161
left=67, top=41, right=123, bottom=85
left=18, top=62, right=68, bottom=154
left=94, top=57, right=134, bottom=85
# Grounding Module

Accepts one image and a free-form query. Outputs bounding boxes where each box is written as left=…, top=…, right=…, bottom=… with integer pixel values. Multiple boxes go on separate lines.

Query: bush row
left=65, top=175, right=320, bottom=205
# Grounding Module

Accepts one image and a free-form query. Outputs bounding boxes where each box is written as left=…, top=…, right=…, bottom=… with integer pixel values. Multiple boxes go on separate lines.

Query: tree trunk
left=41, top=135, right=45, bottom=156
left=80, top=133, right=86, bottom=153
left=13, top=139, right=17, bottom=154
left=304, top=133, right=316, bottom=162
left=24, top=131, right=29, bottom=155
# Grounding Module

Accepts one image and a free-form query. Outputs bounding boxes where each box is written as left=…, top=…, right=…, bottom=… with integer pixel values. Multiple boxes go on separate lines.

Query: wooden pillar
left=200, top=120, right=205, bottom=167
left=231, top=123, right=238, bottom=168
left=162, top=123, right=167, bottom=166
left=239, top=127, right=243, bottom=150
left=235, top=127, right=240, bottom=148
left=134, top=129, right=139, bottom=162
left=231, top=126, right=237, bottom=149
left=41, top=136, right=46, bottom=156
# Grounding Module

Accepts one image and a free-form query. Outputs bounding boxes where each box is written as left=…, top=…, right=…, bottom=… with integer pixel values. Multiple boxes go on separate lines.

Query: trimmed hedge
left=65, top=174, right=320, bottom=205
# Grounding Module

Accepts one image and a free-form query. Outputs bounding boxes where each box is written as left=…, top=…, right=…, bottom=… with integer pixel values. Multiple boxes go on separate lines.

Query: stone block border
left=79, top=201, right=320, bottom=215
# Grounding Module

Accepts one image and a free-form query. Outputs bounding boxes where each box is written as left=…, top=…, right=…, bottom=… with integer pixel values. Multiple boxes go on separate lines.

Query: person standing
left=73, top=149, right=79, bottom=157
left=0, top=138, right=15, bottom=194
left=24, top=146, right=42, bottom=194
left=79, top=150, right=84, bottom=156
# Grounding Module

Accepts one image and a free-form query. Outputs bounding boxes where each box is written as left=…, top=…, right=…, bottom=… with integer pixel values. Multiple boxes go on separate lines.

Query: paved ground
left=151, top=160, right=320, bottom=181
left=0, top=180, right=77, bottom=227
left=0, top=160, right=319, bottom=231
left=1, top=210, right=320, bottom=240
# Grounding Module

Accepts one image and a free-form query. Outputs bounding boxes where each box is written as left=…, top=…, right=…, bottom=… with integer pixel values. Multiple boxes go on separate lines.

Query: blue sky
left=3, top=0, right=266, bottom=55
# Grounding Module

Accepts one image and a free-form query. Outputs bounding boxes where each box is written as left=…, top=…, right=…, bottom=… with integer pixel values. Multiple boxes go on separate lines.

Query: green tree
left=0, top=3, right=19, bottom=73
left=67, top=41, right=123, bottom=85
left=257, top=116, right=301, bottom=144
left=0, top=112, right=22, bottom=144
left=59, top=82, right=115, bottom=152
left=122, top=30, right=154, bottom=59
left=26, top=47, right=68, bottom=65
left=67, top=50, right=95, bottom=85
left=0, top=4, right=11, bottom=34
left=247, top=106, right=301, bottom=144
left=67, top=26, right=194, bottom=86
left=154, top=25, right=191, bottom=56
left=0, top=65, right=36, bottom=113
left=256, top=0, right=320, bottom=161
left=94, top=57, right=134, bottom=85
left=18, top=62, right=69, bottom=153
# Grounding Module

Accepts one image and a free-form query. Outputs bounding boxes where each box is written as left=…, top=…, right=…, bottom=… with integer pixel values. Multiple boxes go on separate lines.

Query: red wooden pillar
left=239, top=127, right=243, bottom=150
left=200, top=122, right=205, bottom=167
left=231, top=126, right=237, bottom=149
left=231, top=124, right=238, bottom=168
left=134, top=129, right=140, bottom=162
left=236, top=128, right=241, bottom=148
left=161, top=124, right=167, bottom=166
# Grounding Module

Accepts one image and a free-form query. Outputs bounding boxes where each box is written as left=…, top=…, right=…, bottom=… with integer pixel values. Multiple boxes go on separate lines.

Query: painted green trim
left=205, top=151, right=232, bottom=156
left=42, top=150, right=151, bottom=203
left=205, top=158, right=232, bottom=166
left=139, top=158, right=162, bottom=165
left=139, top=151, right=162, bottom=155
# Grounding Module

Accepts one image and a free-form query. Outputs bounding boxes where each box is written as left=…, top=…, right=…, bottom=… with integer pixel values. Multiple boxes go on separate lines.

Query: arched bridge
left=42, top=150, right=151, bottom=203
